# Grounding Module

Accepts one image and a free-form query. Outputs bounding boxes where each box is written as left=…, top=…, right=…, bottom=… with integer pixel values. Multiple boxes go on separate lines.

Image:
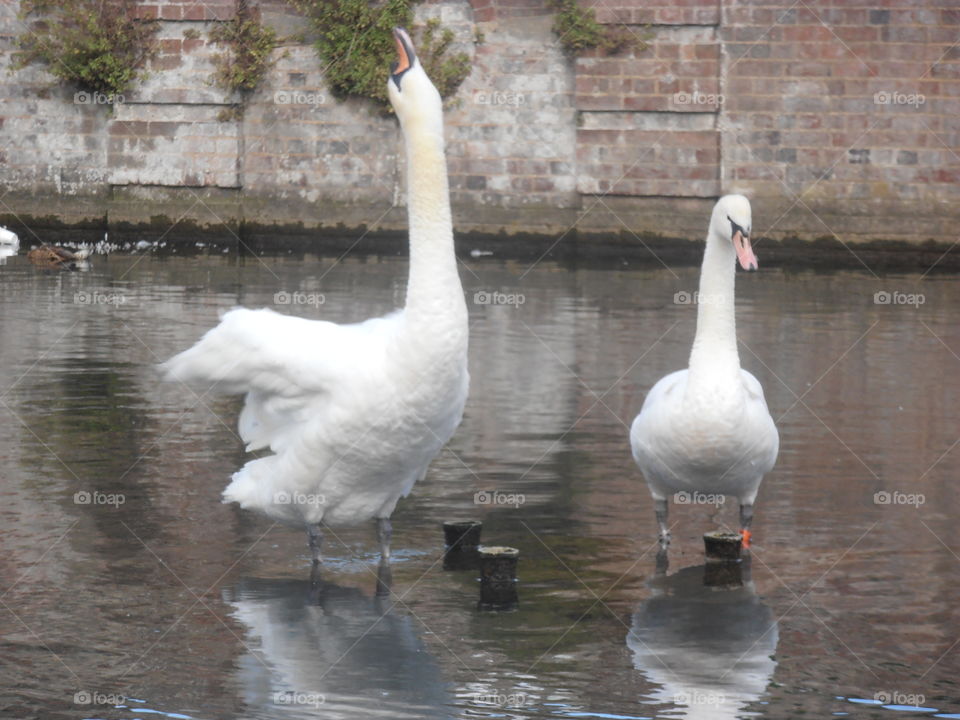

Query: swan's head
left=712, top=194, right=757, bottom=271
left=387, top=27, right=443, bottom=136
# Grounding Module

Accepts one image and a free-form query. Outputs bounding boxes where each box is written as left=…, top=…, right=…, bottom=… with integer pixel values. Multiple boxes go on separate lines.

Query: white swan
left=0, top=226, right=18, bottom=247
left=161, top=28, right=469, bottom=563
left=630, top=195, right=778, bottom=547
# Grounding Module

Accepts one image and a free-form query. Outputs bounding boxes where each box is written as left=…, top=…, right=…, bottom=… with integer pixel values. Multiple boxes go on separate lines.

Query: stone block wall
left=0, top=0, right=958, bottom=246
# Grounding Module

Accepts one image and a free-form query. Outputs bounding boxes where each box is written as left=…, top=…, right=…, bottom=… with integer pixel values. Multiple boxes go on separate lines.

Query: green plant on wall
left=209, top=1, right=278, bottom=94
left=418, top=18, right=470, bottom=102
left=549, top=0, right=648, bottom=55
left=208, top=1, right=279, bottom=120
left=12, top=0, right=158, bottom=96
left=291, top=0, right=471, bottom=111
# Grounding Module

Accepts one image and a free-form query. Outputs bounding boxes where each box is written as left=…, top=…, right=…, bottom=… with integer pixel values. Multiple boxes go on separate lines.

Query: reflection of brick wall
left=0, top=0, right=959, bottom=244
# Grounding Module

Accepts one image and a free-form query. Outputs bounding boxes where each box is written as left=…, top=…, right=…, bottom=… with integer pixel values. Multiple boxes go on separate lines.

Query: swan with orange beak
left=161, top=28, right=469, bottom=566
left=630, top=195, right=778, bottom=551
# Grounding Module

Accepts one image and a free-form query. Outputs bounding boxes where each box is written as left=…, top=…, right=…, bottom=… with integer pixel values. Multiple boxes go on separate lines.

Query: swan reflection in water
left=224, top=564, right=451, bottom=719
left=628, top=556, right=778, bottom=720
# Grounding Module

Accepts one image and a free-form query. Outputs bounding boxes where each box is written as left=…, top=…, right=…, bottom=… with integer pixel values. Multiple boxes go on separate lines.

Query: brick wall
left=719, top=1, right=960, bottom=239
left=0, top=0, right=958, bottom=246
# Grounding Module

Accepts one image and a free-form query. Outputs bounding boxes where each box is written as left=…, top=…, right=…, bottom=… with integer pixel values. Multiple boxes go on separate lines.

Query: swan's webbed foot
left=376, top=517, right=393, bottom=563
left=739, top=502, right=754, bottom=549
left=654, top=498, right=671, bottom=549
left=307, top=523, right=324, bottom=563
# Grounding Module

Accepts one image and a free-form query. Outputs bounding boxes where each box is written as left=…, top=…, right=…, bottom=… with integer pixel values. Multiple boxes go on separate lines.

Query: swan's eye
left=727, top=215, right=748, bottom=238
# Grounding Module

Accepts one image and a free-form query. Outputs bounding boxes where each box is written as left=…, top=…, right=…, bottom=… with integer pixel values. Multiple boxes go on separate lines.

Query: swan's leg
left=739, top=502, right=754, bottom=548
left=376, top=517, right=393, bottom=562
left=655, top=546, right=669, bottom=576
left=375, top=558, right=393, bottom=597
left=654, top=498, right=671, bottom=548
left=307, top=524, right=324, bottom=563
left=308, top=561, right=324, bottom=604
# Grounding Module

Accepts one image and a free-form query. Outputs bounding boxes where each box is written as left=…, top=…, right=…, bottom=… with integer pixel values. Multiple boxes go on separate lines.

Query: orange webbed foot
left=740, top=529, right=752, bottom=548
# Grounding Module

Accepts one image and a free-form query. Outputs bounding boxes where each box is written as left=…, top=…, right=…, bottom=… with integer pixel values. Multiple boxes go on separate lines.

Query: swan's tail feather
left=223, top=455, right=326, bottom=525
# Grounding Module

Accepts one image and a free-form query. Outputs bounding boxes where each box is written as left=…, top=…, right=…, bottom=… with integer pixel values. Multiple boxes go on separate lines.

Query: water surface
left=0, top=249, right=958, bottom=719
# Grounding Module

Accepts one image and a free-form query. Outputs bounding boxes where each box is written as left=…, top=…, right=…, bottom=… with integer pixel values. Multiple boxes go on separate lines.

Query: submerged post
left=443, top=520, right=482, bottom=570
left=477, top=545, right=519, bottom=611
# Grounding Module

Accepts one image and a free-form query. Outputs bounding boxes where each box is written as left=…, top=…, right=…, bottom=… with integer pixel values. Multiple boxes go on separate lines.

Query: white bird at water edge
left=629, top=195, right=778, bottom=549
left=0, top=226, right=19, bottom=247
left=162, top=28, right=469, bottom=564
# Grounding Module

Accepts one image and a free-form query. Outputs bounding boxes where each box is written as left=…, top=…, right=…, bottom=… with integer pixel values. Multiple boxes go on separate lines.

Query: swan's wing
left=739, top=368, right=768, bottom=404
left=740, top=369, right=780, bottom=472
left=630, top=369, right=688, bottom=468
left=639, top=369, right=688, bottom=413
left=161, top=307, right=399, bottom=397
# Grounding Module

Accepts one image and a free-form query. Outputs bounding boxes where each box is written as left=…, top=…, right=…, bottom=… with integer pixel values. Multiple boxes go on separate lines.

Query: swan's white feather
left=161, top=39, right=469, bottom=534
left=162, top=305, right=467, bottom=527
left=630, top=368, right=778, bottom=503
left=630, top=194, right=778, bottom=510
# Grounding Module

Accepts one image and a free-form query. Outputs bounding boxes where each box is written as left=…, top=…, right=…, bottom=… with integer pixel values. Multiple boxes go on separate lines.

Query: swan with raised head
left=630, top=195, right=778, bottom=548
left=162, top=28, right=469, bottom=564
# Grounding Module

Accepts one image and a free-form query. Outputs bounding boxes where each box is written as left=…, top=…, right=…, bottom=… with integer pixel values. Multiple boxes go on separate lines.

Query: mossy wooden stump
left=477, top=545, right=519, bottom=611
left=703, top=531, right=743, bottom=562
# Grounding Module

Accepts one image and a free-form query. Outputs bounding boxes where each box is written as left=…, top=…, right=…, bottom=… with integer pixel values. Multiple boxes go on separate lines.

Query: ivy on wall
left=10, top=0, right=476, bottom=114
left=12, top=0, right=158, bottom=96
left=549, top=0, right=649, bottom=56
left=209, top=1, right=279, bottom=120
left=209, top=2, right=278, bottom=94
left=291, top=0, right=472, bottom=111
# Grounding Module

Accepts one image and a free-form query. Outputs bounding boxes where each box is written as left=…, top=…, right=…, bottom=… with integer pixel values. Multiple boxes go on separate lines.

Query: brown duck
left=27, top=245, right=91, bottom=268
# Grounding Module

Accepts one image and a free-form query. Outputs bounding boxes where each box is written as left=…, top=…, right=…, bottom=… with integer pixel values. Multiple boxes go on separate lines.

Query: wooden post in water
left=477, top=546, right=519, bottom=611
left=703, top=531, right=744, bottom=586
left=703, top=531, right=742, bottom=561
left=443, top=520, right=482, bottom=570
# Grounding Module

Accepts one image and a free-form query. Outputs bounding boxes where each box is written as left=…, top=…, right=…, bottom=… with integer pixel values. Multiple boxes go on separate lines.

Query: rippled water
left=0, top=248, right=958, bottom=720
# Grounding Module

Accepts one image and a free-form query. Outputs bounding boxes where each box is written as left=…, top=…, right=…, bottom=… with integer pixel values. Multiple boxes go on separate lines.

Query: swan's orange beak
left=733, top=230, right=758, bottom=271
left=390, top=27, right=416, bottom=90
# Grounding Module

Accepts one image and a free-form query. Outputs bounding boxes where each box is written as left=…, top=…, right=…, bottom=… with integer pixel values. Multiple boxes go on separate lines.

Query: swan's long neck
left=401, top=120, right=464, bottom=324
left=687, top=229, right=741, bottom=390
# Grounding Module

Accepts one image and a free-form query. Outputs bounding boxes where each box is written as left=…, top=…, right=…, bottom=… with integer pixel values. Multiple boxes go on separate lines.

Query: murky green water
left=0, top=249, right=958, bottom=720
